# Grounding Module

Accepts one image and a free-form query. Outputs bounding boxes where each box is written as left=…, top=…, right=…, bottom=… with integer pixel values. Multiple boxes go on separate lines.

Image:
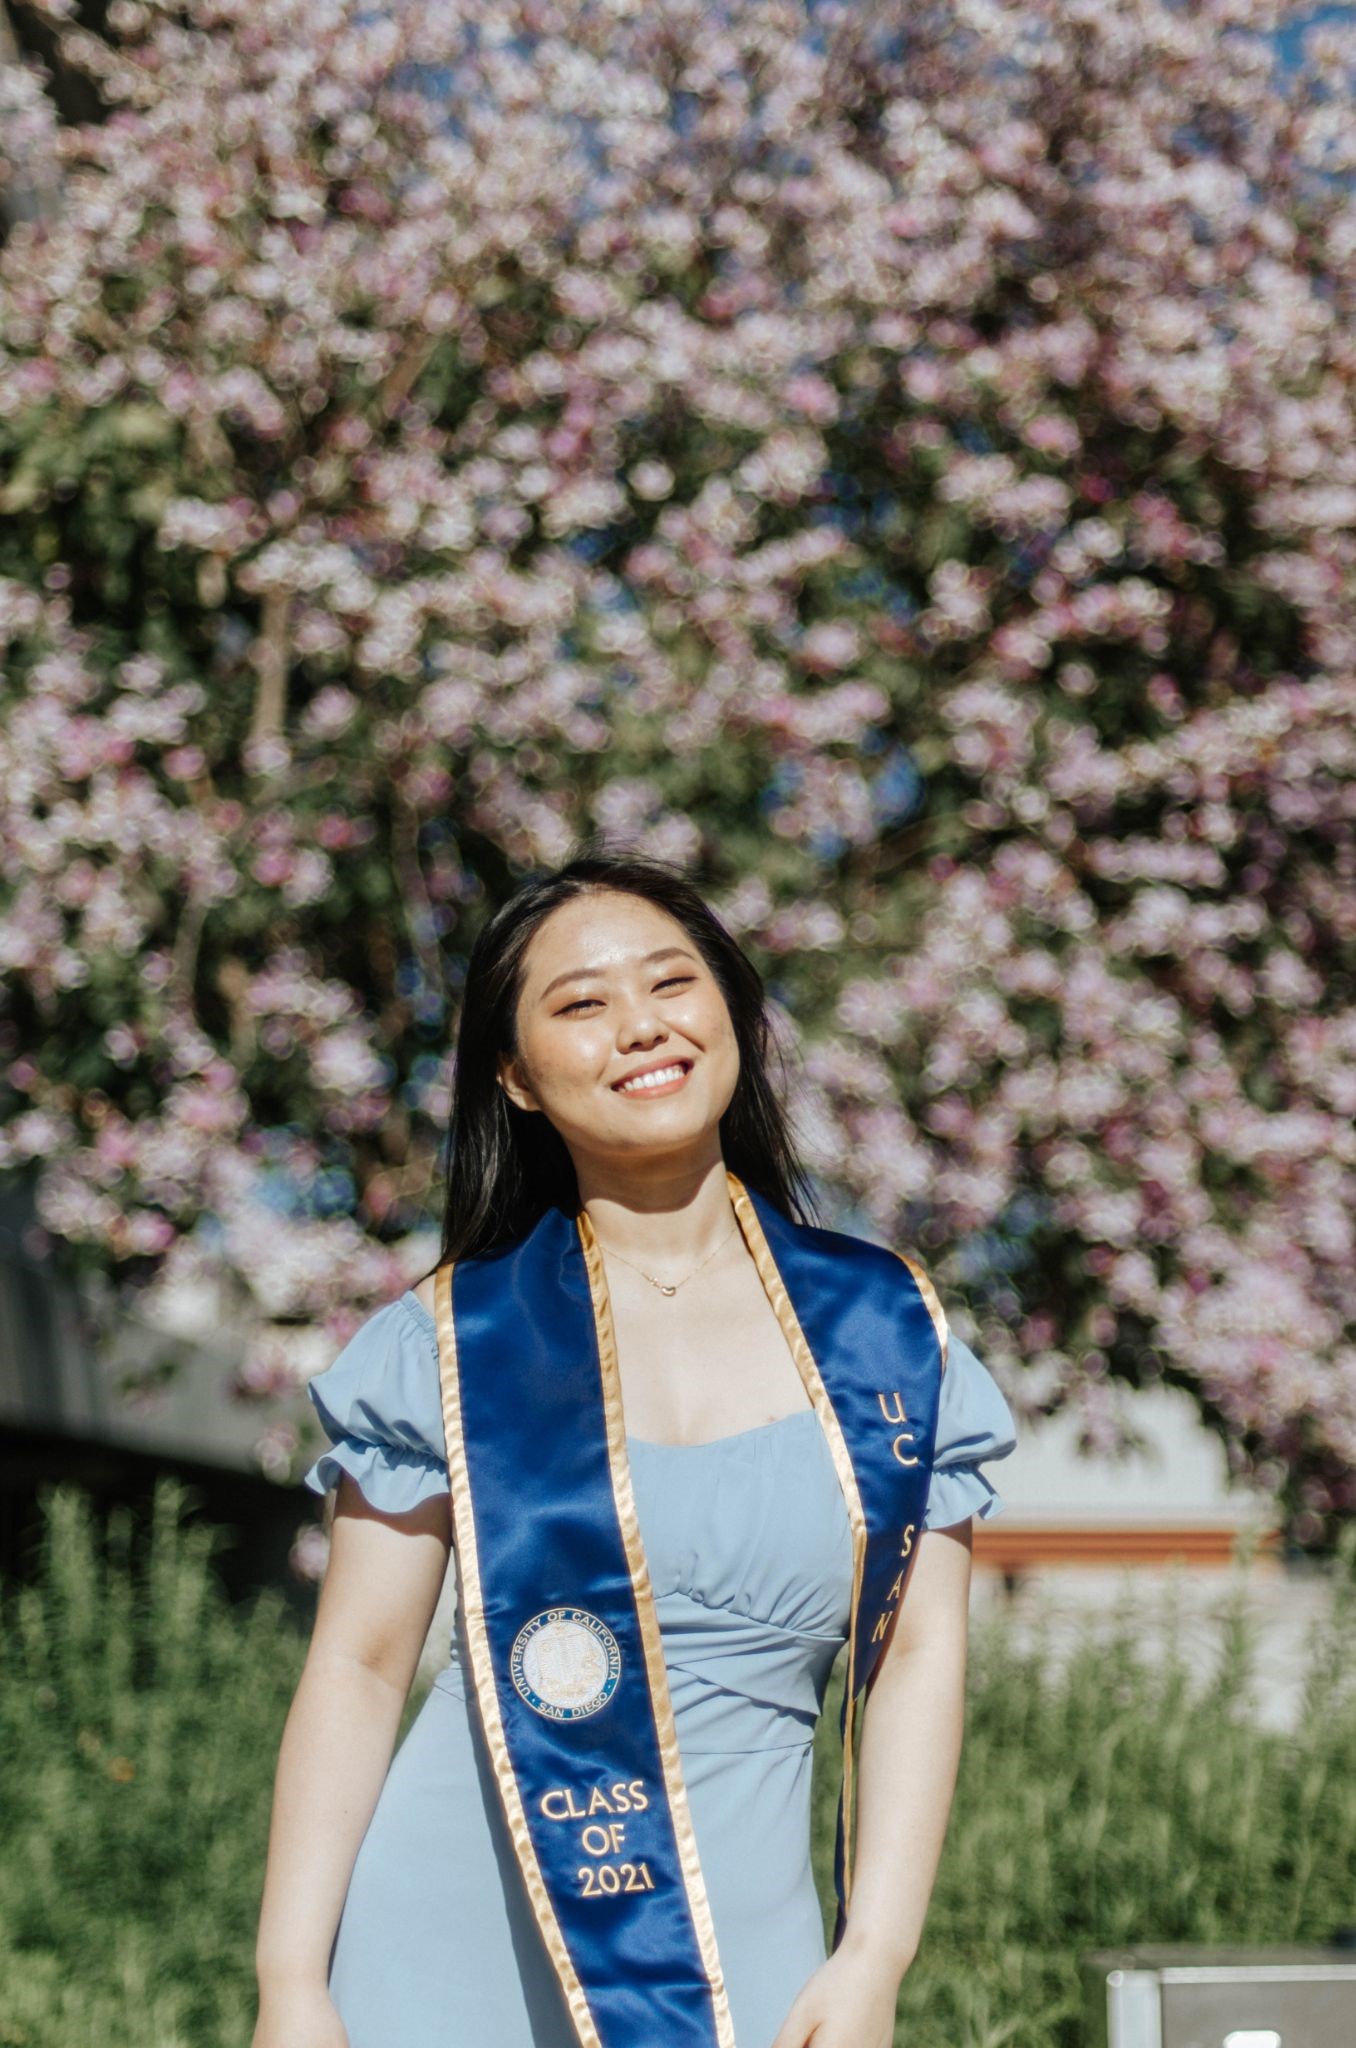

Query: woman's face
left=498, top=888, right=741, bottom=1178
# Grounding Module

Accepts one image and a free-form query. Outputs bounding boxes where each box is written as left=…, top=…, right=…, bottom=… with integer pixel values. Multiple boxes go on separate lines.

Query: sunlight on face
left=498, top=888, right=740, bottom=1176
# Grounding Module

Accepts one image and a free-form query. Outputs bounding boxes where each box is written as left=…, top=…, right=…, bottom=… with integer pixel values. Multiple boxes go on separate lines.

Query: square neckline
left=627, top=1410, right=820, bottom=1453
left=399, top=1289, right=819, bottom=1453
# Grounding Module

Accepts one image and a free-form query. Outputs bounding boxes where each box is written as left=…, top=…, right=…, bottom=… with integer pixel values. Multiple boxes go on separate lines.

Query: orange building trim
left=972, top=1521, right=1282, bottom=1572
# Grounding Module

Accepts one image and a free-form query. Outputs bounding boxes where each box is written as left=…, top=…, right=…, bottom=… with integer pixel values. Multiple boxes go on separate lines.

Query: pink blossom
left=0, top=0, right=1353, bottom=1543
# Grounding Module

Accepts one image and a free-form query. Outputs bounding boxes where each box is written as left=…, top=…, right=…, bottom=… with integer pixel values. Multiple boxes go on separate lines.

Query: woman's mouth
left=611, top=1058, right=693, bottom=1098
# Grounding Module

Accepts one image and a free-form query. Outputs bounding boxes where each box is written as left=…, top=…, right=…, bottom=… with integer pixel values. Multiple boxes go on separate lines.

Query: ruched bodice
left=430, top=1408, right=853, bottom=1760
left=302, top=1284, right=1017, bottom=2048
left=627, top=1416, right=852, bottom=1754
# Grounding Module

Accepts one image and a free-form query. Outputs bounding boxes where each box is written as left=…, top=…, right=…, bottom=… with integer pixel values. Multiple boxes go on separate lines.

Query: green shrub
left=0, top=1480, right=311, bottom=2048
left=812, top=1536, right=1356, bottom=2045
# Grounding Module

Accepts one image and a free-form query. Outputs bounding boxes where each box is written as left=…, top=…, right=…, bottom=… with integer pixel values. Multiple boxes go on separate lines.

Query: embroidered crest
left=510, top=1606, right=622, bottom=1722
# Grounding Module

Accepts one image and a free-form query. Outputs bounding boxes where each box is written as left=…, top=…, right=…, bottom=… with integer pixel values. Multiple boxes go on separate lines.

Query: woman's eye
left=558, top=976, right=693, bottom=1015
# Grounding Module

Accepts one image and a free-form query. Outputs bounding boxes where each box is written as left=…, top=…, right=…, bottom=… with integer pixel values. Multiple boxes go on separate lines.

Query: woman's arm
left=840, top=1517, right=973, bottom=1972
left=251, top=1476, right=452, bottom=2045
left=771, top=1517, right=974, bottom=2048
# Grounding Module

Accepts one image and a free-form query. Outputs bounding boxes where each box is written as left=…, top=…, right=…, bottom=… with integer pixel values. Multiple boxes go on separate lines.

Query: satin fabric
left=735, top=1191, right=945, bottom=1939
left=440, top=1206, right=732, bottom=2048
left=434, top=1176, right=946, bottom=2046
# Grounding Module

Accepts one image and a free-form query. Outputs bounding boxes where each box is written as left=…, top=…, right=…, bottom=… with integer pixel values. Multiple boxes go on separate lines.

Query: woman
left=252, top=846, right=1016, bottom=2048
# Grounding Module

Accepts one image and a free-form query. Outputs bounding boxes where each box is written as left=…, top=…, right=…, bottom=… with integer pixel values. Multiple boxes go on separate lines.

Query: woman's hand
left=768, top=1941, right=901, bottom=2048
left=252, top=1979, right=350, bottom=2048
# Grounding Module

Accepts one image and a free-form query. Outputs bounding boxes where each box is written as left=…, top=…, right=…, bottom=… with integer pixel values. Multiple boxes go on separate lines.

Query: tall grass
left=2, top=1478, right=1353, bottom=2047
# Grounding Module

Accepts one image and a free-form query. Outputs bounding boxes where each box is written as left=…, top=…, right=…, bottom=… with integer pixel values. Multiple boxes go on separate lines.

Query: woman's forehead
left=519, top=894, right=693, bottom=993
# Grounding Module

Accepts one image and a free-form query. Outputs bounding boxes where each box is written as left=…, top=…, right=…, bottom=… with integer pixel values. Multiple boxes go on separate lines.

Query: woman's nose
left=617, top=1005, right=667, bottom=1049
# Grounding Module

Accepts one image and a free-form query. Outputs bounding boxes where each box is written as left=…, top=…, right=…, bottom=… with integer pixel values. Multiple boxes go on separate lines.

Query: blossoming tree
left=2, top=0, right=1353, bottom=1547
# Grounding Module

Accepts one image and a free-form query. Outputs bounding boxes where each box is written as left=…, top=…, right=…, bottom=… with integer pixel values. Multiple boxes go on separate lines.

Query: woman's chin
left=593, top=1109, right=724, bottom=1163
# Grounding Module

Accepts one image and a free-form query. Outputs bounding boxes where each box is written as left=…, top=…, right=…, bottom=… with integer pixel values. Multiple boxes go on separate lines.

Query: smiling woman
left=251, top=844, right=1017, bottom=2048
left=498, top=904, right=731, bottom=1149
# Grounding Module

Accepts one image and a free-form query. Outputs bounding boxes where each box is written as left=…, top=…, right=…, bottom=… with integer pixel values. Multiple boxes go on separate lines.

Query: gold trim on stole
left=432, top=1264, right=603, bottom=2048
left=894, top=1251, right=949, bottom=1372
left=722, top=1171, right=873, bottom=1910
left=433, top=1177, right=946, bottom=2019
left=576, top=1211, right=739, bottom=2048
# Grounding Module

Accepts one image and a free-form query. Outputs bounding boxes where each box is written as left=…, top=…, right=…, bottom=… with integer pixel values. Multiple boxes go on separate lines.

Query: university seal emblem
left=509, top=1606, right=622, bottom=1722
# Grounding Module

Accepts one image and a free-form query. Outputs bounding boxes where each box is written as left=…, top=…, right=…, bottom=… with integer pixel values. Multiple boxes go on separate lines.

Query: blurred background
left=1, top=3, right=1354, bottom=2044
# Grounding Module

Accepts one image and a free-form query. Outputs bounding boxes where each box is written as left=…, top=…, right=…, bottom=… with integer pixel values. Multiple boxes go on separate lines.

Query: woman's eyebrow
left=538, top=946, right=698, bottom=1001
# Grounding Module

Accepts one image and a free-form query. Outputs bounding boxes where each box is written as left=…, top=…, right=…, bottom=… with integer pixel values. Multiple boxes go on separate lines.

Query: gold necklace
left=593, top=1217, right=740, bottom=1297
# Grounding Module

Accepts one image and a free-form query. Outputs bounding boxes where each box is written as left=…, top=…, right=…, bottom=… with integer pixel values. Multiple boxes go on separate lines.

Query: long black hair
left=430, top=842, right=819, bottom=1264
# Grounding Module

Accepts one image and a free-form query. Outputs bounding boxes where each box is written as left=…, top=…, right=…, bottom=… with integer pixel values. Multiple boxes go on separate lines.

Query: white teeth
left=617, top=1063, right=687, bottom=1094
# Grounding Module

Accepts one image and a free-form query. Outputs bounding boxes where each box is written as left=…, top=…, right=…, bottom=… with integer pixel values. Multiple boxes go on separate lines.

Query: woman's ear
left=497, top=1053, right=539, bottom=1115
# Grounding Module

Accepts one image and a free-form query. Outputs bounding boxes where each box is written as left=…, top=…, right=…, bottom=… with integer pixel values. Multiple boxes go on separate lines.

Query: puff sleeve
left=302, top=1296, right=451, bottom=1515
left=922, top=1330, right=1018, bottom=1532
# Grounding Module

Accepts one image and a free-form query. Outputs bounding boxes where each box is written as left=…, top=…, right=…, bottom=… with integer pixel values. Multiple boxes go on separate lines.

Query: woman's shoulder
left=313, top=1288, right=440, bottom=1394
left=799, top=1215, right=1019, bottom=1527
left=805, top=1215, right=951, bottom=1362
left=301, top=1288, right=448, bottom=1509
left=923, top=1328, right=1019, bottom=1531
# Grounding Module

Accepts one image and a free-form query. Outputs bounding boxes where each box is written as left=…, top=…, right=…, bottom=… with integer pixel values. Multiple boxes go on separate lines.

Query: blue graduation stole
left=432, top=1168, right=947, bottom=2048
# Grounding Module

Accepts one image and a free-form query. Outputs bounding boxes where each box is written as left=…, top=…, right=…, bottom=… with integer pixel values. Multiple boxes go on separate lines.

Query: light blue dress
left=302, top=1288, right=1017, bottom=2048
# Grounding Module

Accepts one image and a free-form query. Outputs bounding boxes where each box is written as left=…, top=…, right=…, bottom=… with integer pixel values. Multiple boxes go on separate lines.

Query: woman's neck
left=577, top=1153, right=736, bottom=1266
